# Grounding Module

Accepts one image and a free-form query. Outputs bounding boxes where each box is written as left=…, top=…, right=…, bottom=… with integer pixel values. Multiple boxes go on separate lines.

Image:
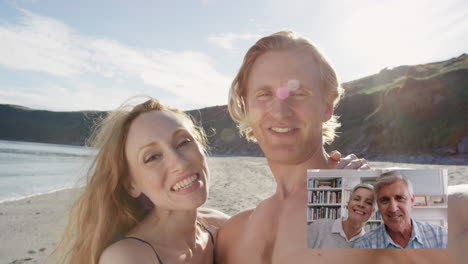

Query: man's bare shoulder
left=220, top=207, right=255, bottom=232
left=99, top=239, right=158, bottom=264
left=198, top=207, right=230, bottom=229
left=215, top=208, right=255, bottom=262
left=216, top=207, right=255, bottom=245
left=448, top=184, right=468, bottom=264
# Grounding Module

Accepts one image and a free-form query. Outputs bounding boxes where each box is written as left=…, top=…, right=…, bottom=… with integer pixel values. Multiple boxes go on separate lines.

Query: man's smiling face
left=245, top=49, right=333, bottom=164
left=377, top=180, right=415, bottom=234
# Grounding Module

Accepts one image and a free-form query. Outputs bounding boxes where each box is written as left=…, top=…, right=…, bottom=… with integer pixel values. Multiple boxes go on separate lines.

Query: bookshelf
left=307, top=177, right=344, bottom=221
left=307, top=169, right=448, bottom=231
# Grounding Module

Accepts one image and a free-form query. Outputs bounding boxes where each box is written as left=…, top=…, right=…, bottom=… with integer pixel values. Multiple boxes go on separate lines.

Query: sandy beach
left=1, top=157, right=467, bottom=263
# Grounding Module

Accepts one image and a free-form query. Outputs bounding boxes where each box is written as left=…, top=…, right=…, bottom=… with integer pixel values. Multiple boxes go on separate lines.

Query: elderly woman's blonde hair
left=228, top=30, right=344, bottom=144
left=348, top=183, right=377, bottom=209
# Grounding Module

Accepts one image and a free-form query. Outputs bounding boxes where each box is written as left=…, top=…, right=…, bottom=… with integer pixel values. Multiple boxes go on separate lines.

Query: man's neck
left=386, top=219, right=413, bottom=248
left=267, top=147, right=333, bottom=199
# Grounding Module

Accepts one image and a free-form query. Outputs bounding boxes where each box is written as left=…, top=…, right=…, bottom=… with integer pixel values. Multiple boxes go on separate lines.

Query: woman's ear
left=125, top=177, right=142, bottom=198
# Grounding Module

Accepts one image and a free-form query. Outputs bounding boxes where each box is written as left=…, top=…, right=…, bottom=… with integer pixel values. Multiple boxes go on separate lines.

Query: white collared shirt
left=332, top=217, right=366, bottom=242
left=307, top=218, right=367, bottom=248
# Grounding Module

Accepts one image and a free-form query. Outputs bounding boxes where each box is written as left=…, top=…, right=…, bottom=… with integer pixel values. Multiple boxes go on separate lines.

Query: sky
left=0, top=0, right=467, bottom=111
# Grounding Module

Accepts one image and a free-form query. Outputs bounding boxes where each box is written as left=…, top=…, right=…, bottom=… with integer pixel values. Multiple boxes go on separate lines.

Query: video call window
left=306, top=169, right=448, bottom=249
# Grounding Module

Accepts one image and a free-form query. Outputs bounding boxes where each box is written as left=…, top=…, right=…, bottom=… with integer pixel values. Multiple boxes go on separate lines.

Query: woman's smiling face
left=347, top=187, right=375, bottom=224
left=124, top=110, right=208, bottom=212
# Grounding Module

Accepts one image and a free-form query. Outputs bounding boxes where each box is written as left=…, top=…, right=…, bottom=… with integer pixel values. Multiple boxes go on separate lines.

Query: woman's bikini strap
left=197, top=222, right=214, bottom=246
left=119, top=236, right=163, bottom=264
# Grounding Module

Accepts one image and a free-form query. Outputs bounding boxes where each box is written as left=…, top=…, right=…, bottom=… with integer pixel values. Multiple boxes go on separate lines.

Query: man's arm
left=448, top=185, right=468, bottom=264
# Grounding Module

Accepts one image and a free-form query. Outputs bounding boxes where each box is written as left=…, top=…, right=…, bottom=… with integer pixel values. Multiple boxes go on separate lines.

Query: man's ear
left=410, top=194, right=415, bottom=208
left=125, top=177, right=142, bottom=198
left=322, top=100, right=334, bottom=122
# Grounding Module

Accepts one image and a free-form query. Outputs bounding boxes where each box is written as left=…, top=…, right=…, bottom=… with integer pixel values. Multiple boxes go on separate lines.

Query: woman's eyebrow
left=137, top=141, right=159, bottom=158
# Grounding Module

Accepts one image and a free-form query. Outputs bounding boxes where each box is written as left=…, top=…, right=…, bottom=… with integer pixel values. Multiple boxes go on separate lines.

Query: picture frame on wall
left=414, top=195, right=427, bottom=206
left=428, top=195, right=446, bottom=206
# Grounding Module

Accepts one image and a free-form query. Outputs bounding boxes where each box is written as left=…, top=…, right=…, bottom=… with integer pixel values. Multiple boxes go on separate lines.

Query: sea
left=0, top=140, right=93, bottom=203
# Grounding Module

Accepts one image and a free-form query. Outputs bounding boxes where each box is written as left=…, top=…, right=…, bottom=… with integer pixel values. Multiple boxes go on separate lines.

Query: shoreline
left=0, top=185, right=84, bottom=204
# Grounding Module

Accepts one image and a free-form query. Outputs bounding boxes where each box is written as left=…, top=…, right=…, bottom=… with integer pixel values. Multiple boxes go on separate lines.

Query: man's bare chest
left=231, top=199, right=308, bottom=263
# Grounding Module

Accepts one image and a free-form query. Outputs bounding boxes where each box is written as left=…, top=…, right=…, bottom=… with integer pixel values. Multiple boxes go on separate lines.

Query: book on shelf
left=308, top=190, right=342, bottom=204
left=307, top=206, right=341, bottom=221
left=307, top=178, right=342, bottom=188
left=369, top=211, right=382, bottom=221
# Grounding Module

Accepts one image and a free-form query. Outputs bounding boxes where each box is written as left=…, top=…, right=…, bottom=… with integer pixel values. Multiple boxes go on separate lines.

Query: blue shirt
left=354, top=219, right=447, bottom=248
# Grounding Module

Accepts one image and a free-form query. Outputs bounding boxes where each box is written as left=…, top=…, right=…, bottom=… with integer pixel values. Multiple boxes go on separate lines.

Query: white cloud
left=0, top=9, right=92, bottom=77
left=0, top=10, right=232, bottom=110
left=0, top=83, right=135, bottom=111
left=207, top=33, right=261, bottom=51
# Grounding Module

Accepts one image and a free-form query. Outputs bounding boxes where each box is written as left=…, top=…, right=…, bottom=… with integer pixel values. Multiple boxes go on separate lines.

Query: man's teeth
left=271, top=127, right=293, bottom=133
left=354, top=210, right=365, bottom=215
left=172, top=174, right=198, bottom=191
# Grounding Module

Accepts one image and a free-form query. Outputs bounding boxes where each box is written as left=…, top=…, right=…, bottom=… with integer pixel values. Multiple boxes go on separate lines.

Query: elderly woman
left=307, top=183, right=376, bottom=248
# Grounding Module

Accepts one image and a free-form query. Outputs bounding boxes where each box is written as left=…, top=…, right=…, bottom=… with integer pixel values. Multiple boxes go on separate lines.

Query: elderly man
left=354, top=171, right=447, bottom=248
left=215, top=31, right=462, bottom=264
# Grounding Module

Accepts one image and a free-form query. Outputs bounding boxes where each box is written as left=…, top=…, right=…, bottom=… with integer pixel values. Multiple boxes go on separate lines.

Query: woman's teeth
left=271, top=127, right=293, bottom=133
left=172, top=174, right=198, bottom=191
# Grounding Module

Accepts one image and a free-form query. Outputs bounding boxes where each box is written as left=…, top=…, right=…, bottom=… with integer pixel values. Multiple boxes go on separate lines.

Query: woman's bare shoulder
left=99, top=238, right=160, bottom=264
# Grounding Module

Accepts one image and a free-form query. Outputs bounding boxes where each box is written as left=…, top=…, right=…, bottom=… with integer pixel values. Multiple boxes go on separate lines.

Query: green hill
left=0, top=105, right=106, bottom=146
left=331, top=54, right=468, bottom=156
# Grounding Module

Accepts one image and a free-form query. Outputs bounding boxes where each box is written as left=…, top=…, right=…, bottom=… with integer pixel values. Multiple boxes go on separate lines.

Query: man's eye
left=257, top=92, right=272, bottom=98
left=291, top=92, right=306, bottom=97
left=145, top=153, right=161, bottom=163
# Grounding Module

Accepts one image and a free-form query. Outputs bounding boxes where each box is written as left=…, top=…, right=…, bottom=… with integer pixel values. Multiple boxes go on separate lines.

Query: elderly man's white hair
left=374, top=170, right=414, bottom=196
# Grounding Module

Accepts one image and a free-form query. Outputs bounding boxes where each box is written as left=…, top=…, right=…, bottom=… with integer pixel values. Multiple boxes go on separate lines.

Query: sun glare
left=343, top=0, right=457, bottom=72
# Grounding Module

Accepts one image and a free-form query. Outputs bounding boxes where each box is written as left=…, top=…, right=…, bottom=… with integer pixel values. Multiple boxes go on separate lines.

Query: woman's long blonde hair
left=51, top=97, right=207, bottom=264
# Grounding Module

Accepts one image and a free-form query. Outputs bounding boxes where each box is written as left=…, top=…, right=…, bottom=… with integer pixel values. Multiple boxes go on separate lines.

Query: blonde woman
left=52, top=97, right=228, bottom=264
left=307, top=183, right=376, bottom=248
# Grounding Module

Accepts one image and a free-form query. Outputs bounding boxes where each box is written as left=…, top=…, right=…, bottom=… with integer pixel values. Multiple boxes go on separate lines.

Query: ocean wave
left=0, top=148, right=93, bottom=158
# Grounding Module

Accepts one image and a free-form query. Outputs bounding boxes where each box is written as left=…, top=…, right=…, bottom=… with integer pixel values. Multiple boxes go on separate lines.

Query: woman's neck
left=134, top=209, right=200, bottom=248
left=342, top=218, right=364, bottom=240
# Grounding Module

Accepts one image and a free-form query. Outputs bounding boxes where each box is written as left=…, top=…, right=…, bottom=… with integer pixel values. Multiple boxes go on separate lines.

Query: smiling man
left=354, top=171, right=447, bottom=249
left=215, top=31, right=459, bottom=264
